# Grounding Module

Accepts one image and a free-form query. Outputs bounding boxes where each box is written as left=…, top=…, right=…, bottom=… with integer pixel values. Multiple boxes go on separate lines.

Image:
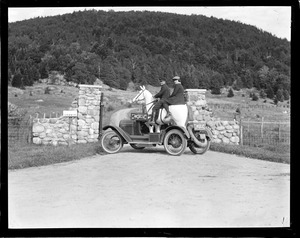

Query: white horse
left=132, top=86, right=188, bottom=133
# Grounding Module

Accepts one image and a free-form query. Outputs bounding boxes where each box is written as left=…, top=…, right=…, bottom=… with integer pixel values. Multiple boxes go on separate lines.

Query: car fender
left=203, top=127, right=213, bottom=140
left=102, top=125, right=132, bottom=143
left=164, top=125, right=191, bottom=139
left=187, top=124, right=213, bottom=141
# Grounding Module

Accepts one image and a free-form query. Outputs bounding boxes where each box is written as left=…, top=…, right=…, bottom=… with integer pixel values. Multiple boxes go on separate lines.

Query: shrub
left=211, top=87, right=221, bottom=95
left=49, top=71, right=59, bottom=84
left=106, top=104, right=115, bottom=112
left=232, top=85, right=240, bottom=91
left=8, top=102, right=27, bottom=117
left=44, top=86, right=51, bottom=94
left=283, top=89, right=290, bottom=100
left=11, top=73, right=24, bottom=89
left=276, top=89, right=284, bottom=102
left=273, top=96, right=278, bottom=105
left=259, top=89, right=267, bottom=99
left=252, top=93, right=259, bottom=101
left=227, top=88, right=234, bottom=97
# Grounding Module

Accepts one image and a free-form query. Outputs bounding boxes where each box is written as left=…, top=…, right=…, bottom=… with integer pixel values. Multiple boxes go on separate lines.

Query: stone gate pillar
left=184, top=88, right=240, bottom=145
left=185, top=89, right=213, bottom=122
left=77, top=85, right=102, bottom=143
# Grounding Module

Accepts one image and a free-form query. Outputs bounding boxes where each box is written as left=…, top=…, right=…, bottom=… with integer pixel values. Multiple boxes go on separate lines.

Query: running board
left=128, top=141, right=161, bottom=145
left=130, top=133, right=161, bottom=143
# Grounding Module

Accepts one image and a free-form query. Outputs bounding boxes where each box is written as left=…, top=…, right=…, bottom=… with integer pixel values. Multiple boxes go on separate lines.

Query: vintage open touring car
left=100, top=86, right=212, bottom=156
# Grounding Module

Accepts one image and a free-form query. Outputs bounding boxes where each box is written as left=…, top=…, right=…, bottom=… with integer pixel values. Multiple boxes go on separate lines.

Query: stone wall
left=32, top=116, right=77, bottom=145
left=185, top=89, right=240, bottom=145
left=32, top=84, right=102, bottom=145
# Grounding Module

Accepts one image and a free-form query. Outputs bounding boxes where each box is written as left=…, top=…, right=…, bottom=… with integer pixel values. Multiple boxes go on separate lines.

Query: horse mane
left=144, top=89, right=155, bottom=100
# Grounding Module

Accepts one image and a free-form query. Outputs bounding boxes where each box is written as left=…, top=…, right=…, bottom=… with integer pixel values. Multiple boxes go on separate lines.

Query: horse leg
left=155, top=124, right=161, bottom=133
left=149, top=125, right=154, bottom=133
left=145, top=122, right=154, bottom=133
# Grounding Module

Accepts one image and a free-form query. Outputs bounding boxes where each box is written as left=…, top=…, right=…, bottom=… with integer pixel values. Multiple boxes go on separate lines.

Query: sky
left=8, top=6, right=291, bottom=41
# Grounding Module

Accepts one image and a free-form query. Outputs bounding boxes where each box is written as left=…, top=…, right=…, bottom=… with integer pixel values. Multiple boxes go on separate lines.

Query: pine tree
left=273, top=96, right=278, bottom=105
left=282, top=89, right=289, bottom=100
left=276, top=89, right=284, bottom=102
left=210, top=73, right=223, bottom=95
left=252, top=93, right=259, bottom=101
left=11, top=73, right=24, bottom=89
left=266, top=85, right=274, bottom=99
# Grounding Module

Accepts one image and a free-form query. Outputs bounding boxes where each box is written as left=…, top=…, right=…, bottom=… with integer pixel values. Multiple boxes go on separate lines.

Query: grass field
left=7, top=83, right=290, bottom=169
left=7, top=140, right=290, bottom=170
left=8, top=83, right=290, bottom=123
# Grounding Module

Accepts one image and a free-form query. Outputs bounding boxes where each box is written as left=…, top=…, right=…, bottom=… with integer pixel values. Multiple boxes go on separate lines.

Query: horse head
left=132, top=85, right=156, bottom=115
left=132, top=85, right=152, bottom=104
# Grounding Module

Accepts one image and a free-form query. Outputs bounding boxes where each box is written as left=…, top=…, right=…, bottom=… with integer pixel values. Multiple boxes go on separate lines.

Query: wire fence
left=209, top=103, right=290, bottom=110
left=8, top=116, right=33, bottom=144
left=241, top=118, right=290, bottom=147
left=8, top=111, right=63, bottom=144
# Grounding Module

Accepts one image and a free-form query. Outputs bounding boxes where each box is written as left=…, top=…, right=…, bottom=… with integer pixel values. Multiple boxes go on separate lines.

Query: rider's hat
left=159, top=78, right=166, bottom=82
left=172, top=76, right=180, bottom=81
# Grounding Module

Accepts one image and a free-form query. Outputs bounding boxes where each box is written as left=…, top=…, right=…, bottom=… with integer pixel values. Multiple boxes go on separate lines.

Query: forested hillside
left=8, top=9, right=290, bottom=100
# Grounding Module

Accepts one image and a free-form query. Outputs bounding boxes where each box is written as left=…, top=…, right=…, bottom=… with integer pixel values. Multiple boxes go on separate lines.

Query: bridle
left=133, top=89, right=157, bottom=114
left=133, top=88, right=146, bottom=103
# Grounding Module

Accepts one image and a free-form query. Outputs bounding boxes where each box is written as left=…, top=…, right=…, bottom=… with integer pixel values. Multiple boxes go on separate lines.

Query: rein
left=134, top=89, right=157, bottom=114
left=145, top=100, right=156, bottom=114
left=146, top=100, right=157, bottom=106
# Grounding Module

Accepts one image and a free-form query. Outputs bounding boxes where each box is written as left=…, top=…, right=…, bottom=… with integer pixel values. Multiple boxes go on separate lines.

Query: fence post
left=98, top=92, right=104, bottom=139
left=261, top=117, right=264, bottom=139
left=278, top=122, right=281, bottom=143
left=28, top=115, right=33, bottom=143
left=239, top=117, right=243, bottom=146
left=247, top=118, right=250, bottom=139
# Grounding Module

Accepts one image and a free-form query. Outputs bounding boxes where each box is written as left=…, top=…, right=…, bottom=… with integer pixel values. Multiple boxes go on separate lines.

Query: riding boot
left=154, top=110, right=159, bottom=123
left=149, top=111, right=156, bottom=125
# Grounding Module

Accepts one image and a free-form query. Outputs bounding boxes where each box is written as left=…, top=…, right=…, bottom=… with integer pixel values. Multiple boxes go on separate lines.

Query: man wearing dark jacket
left=149, top=79, right=170, bottom=124
left=162, top=76, right=185, bottom=118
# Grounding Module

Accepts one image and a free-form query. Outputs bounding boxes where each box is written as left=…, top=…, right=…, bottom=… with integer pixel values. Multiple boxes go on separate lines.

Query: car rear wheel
left=189, top=139, right=210, bottom=154
left=163, top=129, right=187, bottom=156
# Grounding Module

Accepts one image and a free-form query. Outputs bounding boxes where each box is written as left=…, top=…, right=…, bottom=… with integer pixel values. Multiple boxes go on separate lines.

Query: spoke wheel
left=189, top=131, right=211, bottom=155
left=163, top=129, right=187, bottom=156
left=100, top=130, right=123, bottom=154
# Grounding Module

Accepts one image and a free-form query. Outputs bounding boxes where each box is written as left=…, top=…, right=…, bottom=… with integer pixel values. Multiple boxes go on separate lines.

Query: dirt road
left=8, top=146, right=290, bottom=228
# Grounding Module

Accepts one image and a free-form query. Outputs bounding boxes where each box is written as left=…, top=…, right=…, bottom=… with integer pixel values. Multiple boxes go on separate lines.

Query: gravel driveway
left=8, top=146, right=290, bottom=228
